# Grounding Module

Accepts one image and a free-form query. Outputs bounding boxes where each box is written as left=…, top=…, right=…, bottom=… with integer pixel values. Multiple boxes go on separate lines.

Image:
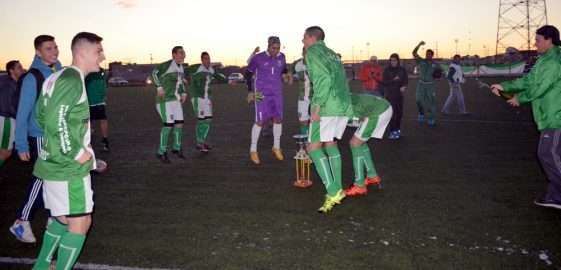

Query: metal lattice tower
left=495, top=0, right=548, bottom=55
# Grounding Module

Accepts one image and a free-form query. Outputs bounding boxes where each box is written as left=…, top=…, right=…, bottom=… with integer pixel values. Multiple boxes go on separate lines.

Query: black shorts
left=90, top=105, right=107, bottom=120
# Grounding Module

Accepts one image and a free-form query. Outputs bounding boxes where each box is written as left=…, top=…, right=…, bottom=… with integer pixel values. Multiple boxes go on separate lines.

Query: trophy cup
left=292, top=134, right=312, bottom=188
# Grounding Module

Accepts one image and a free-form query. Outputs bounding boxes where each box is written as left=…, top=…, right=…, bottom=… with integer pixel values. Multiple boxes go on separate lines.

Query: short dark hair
left=71, top=32, right=103, bottom=51
left=201, top=51, right=209, bottom=59
left=426, top=49, right=434, bottom=55
left=172, top=46, right=184, bottom=54
left=453, top=54, right=461, bottom=59
left=305, top=26, right=325, bottom=41
left=536, top=25, right=561, bottom=46
left=34, top=35, right=55, bottom=49
left=5, top=60, right=20, bottom=77
left=389, top=53, right=400, bottom=61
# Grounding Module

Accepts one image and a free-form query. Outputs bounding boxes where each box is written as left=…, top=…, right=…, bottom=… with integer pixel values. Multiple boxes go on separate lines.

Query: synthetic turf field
left=1, top=77, right=560, bottom=270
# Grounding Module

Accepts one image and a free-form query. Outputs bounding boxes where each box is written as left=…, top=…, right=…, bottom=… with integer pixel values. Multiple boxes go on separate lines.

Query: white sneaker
left=9, top=220, right=37, bottom=243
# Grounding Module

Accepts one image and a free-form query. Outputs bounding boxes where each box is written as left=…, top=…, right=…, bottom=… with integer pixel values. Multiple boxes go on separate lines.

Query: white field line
left=0, top=257, right=183, bottom=270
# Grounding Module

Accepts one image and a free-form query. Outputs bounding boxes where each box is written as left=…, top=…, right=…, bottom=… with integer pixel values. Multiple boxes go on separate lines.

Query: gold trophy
left=293, top=134, right=312, bottom=188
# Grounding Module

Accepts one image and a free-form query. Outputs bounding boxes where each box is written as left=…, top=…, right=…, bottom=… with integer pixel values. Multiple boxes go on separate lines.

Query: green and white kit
left=33, top=66, right=95, bottom=216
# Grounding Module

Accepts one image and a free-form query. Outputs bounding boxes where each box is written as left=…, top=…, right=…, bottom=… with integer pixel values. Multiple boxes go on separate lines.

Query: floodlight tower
left=495, top=0, right=548, bottom=56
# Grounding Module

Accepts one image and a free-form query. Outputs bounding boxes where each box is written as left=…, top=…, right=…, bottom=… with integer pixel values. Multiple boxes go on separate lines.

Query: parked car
left=228, top=73, right=245, bottom=83
left=108, top=77, right=129, bottom=86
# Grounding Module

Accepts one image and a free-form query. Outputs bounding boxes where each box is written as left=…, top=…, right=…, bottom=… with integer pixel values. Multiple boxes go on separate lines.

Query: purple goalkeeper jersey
left=247, top=51, right=287, bottom=95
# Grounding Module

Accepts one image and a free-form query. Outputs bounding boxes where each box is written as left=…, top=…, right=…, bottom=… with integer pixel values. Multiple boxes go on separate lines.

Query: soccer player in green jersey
left=187, top=52, right=227, bottom=152
left=292, top=47, right=313, bottom=136
left=85, top=67, right=110, bottom=151
left=303, top=26, right=353, bottom=213
left=344, top=94, right=392, bottom=196
left=32, top=32, right=104, bottom=270
left=151, top=46, right=188, bottom=163
left=413, top=41, right=439, bottom=126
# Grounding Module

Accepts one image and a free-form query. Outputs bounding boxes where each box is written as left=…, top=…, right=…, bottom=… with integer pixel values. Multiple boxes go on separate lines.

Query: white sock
left=273, top=123, right=282, bottom=149
left=250, top=124, right=262, bottom=152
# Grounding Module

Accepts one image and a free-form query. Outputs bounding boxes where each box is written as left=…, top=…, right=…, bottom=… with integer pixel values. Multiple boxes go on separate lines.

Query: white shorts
left=0, top=116, right=15, bottom=150
left=43, top=175, right=94, bottom=217
left=191, top=97, right=213, bottom=120
left=309, top=116, right=349, bottom=143
left=297, top=100, right=310, bottom=122
left=156, top=100, right=184, bottom=124
left=355, top=107, right=393, bottom=141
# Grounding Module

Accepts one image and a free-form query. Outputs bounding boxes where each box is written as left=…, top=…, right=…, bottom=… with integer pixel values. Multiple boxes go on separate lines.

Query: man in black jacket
left=383, top=54, right=408, bottom=139
left=0, top=60, right=25, bottom=167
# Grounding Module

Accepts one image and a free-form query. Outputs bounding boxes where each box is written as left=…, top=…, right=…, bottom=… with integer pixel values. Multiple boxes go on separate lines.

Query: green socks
left=172, top=127, right=183, bottom=151
left=159, top=127, right=172, bottom=154
left=55, top=232, right=86, bottom=270
left=324, top=145, right=343, bottom=192
left=360, top=144, right=378, bottom=178
left=33, top=220, right=67, bottom=270
left=0, top=158, right=4, bottom=167
left=350, top=145, right=366, bottom=187
left=309, top=145, right=344, bottom=196
left=309, top=148, right=338, bottom=196
left=196, top=120, right=211, bottom=144
left=160, top=126, right=184, bottom=152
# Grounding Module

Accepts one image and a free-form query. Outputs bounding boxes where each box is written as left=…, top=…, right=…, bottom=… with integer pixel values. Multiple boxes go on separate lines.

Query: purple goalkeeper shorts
left=254, top=94, right=283, bottom=123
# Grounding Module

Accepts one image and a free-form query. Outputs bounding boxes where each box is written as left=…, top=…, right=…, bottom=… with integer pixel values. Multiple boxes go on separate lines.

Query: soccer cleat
left=293, top=179, right=313, bottom=188
left=534, top=198, right=561, bottom=210
left=417, top=114, right=425, bottom=123
left=318, top=190, right=346, bottom=213
left=196, top=144, right=209, bottom=153
left=203, top=143, right=213, bottom=150
left=388, top=131, right=398, bottom=140
left=272, top=148, right=284, bottom=161
left=344, top=184, right=368, bottom=196
left=250, top=151, right=260, bottom=164
left=9, top=220, right=36, bottom=243
left=365, top=176, right=382, bottom=189
left=157, top=152, right=171, bottom=164
left=172, top=149, right=186, bottom=159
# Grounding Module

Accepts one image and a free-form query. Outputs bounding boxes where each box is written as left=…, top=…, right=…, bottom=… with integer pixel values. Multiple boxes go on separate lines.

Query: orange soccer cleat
left=344, top=184, right=368, bottom=196
left=365, top=176, right=382, bottom=189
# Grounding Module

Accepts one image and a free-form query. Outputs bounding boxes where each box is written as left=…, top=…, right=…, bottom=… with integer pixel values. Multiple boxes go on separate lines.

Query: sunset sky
left=0, top=0, right=559, bottom=68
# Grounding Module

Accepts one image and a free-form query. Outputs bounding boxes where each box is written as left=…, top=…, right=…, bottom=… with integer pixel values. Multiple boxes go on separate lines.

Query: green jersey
left=34, top=67, right=94, bottom=180
left=413, top=45, right=436, bottom=83
left=85, top=68, right=107, bottom=106
left=187, top=64, right=227, bottom=99
left=305, top=40, right=352, bottom=117
left=501, top=46, right=561, bottom=130
left=351, top=94, right=390, bottom=119
left=292, top=59, right=313, bottom=101
left=151, top=60, right=187, bottom=103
